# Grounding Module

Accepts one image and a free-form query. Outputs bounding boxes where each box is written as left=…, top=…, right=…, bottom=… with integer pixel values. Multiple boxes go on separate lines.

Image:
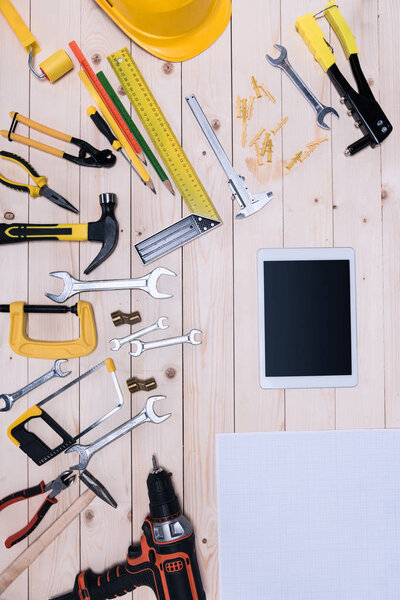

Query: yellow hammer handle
left=324, top=0, right=358, bottom=59
left=0, top=0, right=40, bottom=54
left=78, top=71, right=150, bottom=182
left=9, top=112, right=72, bottom=143
left=1, top=130, right=64, bottom=158
left=295, top=13, right=336, bottom=72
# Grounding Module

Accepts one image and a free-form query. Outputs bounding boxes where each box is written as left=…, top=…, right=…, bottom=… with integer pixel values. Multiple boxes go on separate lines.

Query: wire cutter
left=296, top=1, right=392, bottom=155
left=1, top=111, right=116, bottom=168
left=0, top=470, right=76, bottom=548
left=0, top=150, right=79, bottom=213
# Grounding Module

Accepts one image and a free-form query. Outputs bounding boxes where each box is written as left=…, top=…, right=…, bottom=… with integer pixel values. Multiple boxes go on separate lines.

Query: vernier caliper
left=186, top=94, right=273, bottom=219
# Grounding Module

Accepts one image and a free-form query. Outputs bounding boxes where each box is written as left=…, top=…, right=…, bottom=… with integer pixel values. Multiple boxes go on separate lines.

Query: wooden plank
left=380, top=0, right=400, bottom=428
left=281, top=0, right=335, bottom=431
left=182, top=26, right=234, bottom=599
left=0, top=0, right=30, bottom=597
left=27, top=2, right=81, bottom=599
left=232, top=0, right=284, bottom=434
left=78, top=1, right=133, bottom=593
left=126, top=42, right=184, bottom=600
left=333, top=0, right=385, bottom=430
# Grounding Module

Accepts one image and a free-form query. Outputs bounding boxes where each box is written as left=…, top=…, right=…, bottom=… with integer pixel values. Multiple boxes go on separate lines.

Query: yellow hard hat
left=93, top=0, right=232, bottom=62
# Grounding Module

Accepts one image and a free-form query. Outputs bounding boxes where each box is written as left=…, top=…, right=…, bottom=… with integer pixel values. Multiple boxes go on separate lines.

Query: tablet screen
left=263, top=259, right=352, bottom=377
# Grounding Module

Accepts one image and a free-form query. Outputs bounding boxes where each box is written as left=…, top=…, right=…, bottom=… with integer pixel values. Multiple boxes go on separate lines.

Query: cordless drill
left=52, top=457, right=206, bottom=600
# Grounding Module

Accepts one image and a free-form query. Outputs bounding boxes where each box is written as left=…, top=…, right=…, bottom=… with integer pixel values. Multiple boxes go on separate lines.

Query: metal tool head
left=84, top=193, right=119, bottom=275
left=266, top=44, right=287, bottom=66
left=156, top=316, right=169, bottom=330
left=188, top=329, right=202, bottom=345
left=129, top=339, right=144, bottom=357
left=47, top=470, right=76, bottom=498
left=79, top=469, right=117, bottom=508
left=145, top=267, right=176, bottom=299
left=65, top=443, right=91, bottom=471
left=109, top=337, right=123, bottom=351
left=317, top=106, right=340, bottom=130
left=0, top=393, right=13, bottom=412
left=236, top=191, right=274, bottom=220
left=141, top=395, right=171, bottom=424
left=45, top=271, right=76, bottom=303
left=53, top=359, right=72, bottom=377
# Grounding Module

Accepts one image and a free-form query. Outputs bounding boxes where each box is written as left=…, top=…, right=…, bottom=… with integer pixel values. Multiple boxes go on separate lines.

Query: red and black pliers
left=0, top=470, right=75, bottom=548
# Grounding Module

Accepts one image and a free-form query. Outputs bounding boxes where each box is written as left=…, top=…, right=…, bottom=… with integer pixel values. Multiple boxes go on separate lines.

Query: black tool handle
left=89, top=110, right=118, bottom=147
left=0, top=481, right=46, bottom=510
left=0, top=304, right=77, bottom=314
left=5, top=496, right=57, bottom=548
left=0, top=224, right=75, bottom=244
left=11, top=408, right=75, bottom=466
left=0, top=150, right=40, bottom=194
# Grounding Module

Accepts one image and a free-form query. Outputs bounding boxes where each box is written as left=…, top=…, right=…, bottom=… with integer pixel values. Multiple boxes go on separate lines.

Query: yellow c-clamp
left=0, top=301, right=97, bottom=359
left=0, top=0, right=73, bottom=83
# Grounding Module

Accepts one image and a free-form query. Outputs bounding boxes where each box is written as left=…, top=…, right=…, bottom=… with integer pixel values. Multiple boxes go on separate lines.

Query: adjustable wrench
left=65, top=396, right=171, bottom=470
left=109, top=317, right=168, bottom=351
left=45, top=267, right=177, bottom=303
left=0, top=359, right=71, bottom=412
left=266, top=44, right=339, bottom=130
left=129, top=329, right=202, bottom=357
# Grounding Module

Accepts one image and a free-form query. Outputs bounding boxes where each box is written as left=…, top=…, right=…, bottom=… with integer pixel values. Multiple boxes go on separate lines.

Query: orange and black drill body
left=53, top=463, right=206, bottom=600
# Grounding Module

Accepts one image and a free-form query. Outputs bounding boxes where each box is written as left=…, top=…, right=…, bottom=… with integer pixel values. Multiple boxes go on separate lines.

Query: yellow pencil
left=78, top=71, right=154, bottom=190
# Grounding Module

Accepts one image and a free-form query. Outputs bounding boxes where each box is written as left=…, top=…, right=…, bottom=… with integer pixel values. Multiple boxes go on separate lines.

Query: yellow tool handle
left=2, top=223, right=88, bottom=241
left=7, top=405, right=42, bottom=446
left=295, top=13, right=336, bottom=72
left=86, top=106, right=122, bottom=151
left=0, top=172, right=41, bottom=197
left=0, top=0, right=40, bottom=54
left=1, top=130, right=64, bottom=159
left=105, top=358, right=116, bottom=372
left=324, top=0, right=358, bottom=59
left=78, top=71, right=150, bottom=182
left=9, top=112, right=72, bottom=143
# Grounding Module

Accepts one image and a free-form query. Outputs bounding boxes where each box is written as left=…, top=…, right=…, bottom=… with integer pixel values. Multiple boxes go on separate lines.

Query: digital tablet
left=257, top=247, right=358, bottom=389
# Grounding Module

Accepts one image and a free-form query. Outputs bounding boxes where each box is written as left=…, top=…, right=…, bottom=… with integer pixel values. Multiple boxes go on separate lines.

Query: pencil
left=97, top=71, right=175, bottom=196
left=78, top=70, right=155, bottom=191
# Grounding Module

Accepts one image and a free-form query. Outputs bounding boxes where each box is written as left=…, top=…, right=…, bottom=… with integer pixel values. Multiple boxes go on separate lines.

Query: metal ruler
left=108, top=47, right=221, bottom=222
left=186, top=94, right=273, bottom=220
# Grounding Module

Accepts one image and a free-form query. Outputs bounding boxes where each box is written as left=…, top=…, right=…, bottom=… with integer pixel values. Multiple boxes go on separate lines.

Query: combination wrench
left=129, top=329, right=202, bottom=357
left=109, top=317, right=169, bottom=351
left=65, top=396, right=171, bottom=470
left=45, top=267, right=176, bottom=303
left=266, top=44, right=339, bottom=130
left=0, top=359, right=71, bottom=412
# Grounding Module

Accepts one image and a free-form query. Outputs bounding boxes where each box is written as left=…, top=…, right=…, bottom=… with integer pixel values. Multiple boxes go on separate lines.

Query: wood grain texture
left=0, top=1, right=398, bottom=599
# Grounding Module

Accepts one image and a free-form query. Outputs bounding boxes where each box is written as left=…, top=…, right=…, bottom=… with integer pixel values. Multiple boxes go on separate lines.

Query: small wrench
left=45, top=267, right=177, bottom=303
left=109, top=317, right=169, bottom=351
left=129, top=329, right=202, bottom=357
left=266, top=44, right=339, bottom=130
left=65, top=396, right=171, bottom=470
left=0, top=359, right=71, bottom=412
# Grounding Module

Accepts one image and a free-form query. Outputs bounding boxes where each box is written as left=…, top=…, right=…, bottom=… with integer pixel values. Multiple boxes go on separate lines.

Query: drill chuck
left=147, top=456, right=180, bottom=519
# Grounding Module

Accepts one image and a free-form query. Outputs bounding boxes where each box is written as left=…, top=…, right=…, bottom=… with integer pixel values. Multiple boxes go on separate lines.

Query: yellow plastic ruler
left=108, top=47, right=221, bottom=222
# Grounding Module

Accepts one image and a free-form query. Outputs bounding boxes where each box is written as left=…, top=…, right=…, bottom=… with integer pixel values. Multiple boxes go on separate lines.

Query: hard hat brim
left=94, top=0, right=232, bottom=62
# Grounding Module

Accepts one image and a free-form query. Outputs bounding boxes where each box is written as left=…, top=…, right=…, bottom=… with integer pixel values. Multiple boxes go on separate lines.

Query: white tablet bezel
left=257, top=247, right=358, bottom=389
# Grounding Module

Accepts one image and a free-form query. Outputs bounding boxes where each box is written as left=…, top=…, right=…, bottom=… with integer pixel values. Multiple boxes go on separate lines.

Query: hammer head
left=85, top=193, right=118, bottom=274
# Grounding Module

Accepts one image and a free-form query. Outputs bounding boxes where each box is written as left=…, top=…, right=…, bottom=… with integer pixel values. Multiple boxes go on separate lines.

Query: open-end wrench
left=266, top=44, right=339, bottom=130
left=45, top=267, right=177, bottom=303
left=109, top=317, right=169, bottom=351
left=129, top=329, right=202, bottom=357
left=65, top=396, right=171, bottom=470
left=0, top=359, right=71, bottom=412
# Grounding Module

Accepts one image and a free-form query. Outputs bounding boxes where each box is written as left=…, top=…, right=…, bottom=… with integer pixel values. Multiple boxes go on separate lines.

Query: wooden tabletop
left=0, top=0, right=398, bottom=598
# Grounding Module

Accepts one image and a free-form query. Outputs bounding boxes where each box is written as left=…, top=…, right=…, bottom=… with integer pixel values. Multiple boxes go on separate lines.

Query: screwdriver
left=87, top=106, right=155, bottom=193
left=87, top=106, right=131, bottom=166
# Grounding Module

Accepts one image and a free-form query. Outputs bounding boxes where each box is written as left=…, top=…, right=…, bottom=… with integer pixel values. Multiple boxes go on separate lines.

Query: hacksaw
left=108, top=47, right=222, bottom=263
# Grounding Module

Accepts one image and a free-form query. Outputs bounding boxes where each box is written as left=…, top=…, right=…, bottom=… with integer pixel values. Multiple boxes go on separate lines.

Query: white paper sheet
left=216, top=430, right=400, bottom=600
